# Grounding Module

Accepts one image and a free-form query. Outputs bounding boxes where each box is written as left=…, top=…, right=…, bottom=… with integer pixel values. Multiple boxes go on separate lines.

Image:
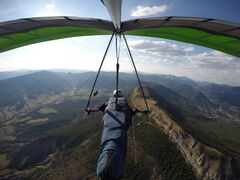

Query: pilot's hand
left=86, top=108, right=91, bottom=115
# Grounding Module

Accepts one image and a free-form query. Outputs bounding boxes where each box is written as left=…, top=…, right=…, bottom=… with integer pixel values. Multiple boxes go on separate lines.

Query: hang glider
left=0, top=16, right=239, bottom=57
left=0, top=0, right=239, bottom=58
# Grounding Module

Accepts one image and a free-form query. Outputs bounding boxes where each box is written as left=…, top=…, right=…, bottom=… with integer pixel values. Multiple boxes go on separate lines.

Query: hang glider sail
left=124, top=17, right=240, bottom=58
left=0, top=1, right=239, bottom=57
left=0, top=17, right=113, bottom=53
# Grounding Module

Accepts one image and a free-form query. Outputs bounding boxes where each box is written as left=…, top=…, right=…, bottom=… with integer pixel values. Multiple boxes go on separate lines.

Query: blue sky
left=0, top=0, right=240, bottom=85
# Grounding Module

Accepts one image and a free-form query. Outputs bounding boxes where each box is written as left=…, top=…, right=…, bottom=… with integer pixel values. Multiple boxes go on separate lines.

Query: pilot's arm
left=86, top=102, right=108, bottom=114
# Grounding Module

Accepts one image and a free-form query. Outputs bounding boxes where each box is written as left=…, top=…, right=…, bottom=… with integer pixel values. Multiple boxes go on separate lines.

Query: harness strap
left=132, top=118, right=138, bottom=163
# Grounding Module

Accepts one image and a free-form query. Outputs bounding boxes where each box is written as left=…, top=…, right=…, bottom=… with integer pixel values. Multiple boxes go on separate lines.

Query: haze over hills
left=0, top=71, right=239, bottom=179
left=0, top=70, right=89, bottom=81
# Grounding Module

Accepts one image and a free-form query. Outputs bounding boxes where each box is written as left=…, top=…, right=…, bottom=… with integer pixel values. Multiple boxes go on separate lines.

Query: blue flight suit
left=97, top=97, right=132, bottom=179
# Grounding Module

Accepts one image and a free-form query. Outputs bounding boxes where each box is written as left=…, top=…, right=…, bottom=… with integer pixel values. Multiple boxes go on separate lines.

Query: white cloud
left=131, top=5, right=169, bottom=17
left=35, top=3, right=62, bottom=17
left=128, top=39, right=194, bottom=58
left=126, top=38, right=240, bottom=85
left=128, top=39, right=239, bottom=70
left=186, top=51, right=239, bottom=70
left=46, top=4, right=55, bottom=10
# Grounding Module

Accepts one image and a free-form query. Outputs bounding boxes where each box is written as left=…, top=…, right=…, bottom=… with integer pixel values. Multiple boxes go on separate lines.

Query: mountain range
left=0, top=70, right=239, bottom=179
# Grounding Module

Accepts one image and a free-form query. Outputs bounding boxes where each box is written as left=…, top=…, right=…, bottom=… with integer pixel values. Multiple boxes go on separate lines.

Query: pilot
left=87, top=89, right=136, bottom=179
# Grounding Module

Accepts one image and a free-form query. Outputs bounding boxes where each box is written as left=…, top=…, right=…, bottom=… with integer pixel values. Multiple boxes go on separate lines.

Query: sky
left=0, top=0, right=240, bottom=85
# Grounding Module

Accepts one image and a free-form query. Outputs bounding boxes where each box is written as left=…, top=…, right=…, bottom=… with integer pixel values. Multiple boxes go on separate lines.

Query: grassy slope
left=148, top=86, right=240, bottom=158
left=124, top=114, right=195, bottom=180
left=177, top=118, right=240, bottom=157
left=25, top=115, right=102, bottom=180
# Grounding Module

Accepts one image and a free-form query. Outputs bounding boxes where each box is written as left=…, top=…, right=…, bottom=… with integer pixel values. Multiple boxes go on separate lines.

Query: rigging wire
left=85, top=33, right=114, bottom=111
left=122, top=33, right=150, bottom=112
left=86, top=32, right=149, bottom=113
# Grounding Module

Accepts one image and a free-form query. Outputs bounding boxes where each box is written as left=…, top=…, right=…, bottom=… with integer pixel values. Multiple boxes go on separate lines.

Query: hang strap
left=115, top=34, right=121, bottom=110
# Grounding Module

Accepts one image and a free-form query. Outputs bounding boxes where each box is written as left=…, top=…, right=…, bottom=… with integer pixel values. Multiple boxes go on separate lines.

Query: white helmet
left=113, top=89, right=123, bottom=97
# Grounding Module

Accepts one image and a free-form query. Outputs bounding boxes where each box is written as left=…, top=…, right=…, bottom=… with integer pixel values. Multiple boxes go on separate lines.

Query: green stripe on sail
left=125, top=27, right=240, bottom=57
left=0, top=26, right=112, bottom=53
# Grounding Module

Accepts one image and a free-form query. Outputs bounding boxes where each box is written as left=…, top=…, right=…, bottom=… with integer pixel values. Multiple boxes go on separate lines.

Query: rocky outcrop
left=130, top=88, right=239, bottom=180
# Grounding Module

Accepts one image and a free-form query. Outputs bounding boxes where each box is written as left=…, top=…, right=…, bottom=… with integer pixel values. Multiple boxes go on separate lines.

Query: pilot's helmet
left=113, top=89, right=123, bottom=97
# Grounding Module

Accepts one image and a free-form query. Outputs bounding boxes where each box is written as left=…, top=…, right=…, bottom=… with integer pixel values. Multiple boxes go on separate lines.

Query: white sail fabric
left=101, top=0, right=122, bottom=30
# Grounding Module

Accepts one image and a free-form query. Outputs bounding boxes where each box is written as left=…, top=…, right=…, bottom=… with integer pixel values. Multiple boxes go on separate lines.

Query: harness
left=101, top=97, right=129, bottom=151
left=97, top=96, right=130, bottom=179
